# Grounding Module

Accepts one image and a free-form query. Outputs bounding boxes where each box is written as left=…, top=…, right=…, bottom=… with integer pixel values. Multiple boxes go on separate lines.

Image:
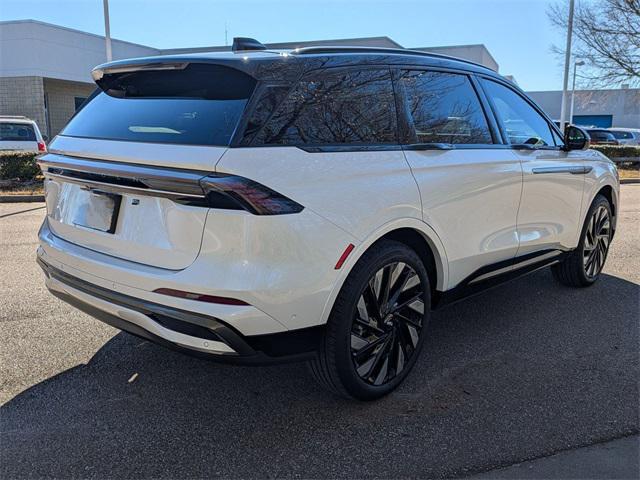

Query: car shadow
left=2, top=270, right=639, bottom=479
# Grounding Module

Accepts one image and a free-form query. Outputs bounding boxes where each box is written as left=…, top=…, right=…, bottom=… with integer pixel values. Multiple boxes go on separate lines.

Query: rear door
left=40, top=63, right=256, bottom=270
left=479, top=78, right=586, bottom=256
left=395, top=69, right=523, bottom=288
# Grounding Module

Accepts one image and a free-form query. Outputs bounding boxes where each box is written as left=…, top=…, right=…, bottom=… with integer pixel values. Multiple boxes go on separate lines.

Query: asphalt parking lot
left=1, top=186, right=639, bottom=479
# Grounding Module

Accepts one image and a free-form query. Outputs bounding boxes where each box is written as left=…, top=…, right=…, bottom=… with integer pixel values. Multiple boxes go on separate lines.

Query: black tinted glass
left=400, top=71, right=492, bottom=144
left=62, top=64, right=256, bottom=146
left=610, top=131, right=632, bottom=139
left=237, top=85, right=291, bottom=146
left=0, top=123, right=36, bottom=141
left=482, top=79, right=554, bottom=147
left=255, top=69, right=397, bottom=145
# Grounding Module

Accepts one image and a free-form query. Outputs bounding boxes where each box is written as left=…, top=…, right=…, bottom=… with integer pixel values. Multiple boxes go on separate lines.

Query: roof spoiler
left=91, top=62, right=188, bottom=82
left=231, top=37, right=267, bottom=52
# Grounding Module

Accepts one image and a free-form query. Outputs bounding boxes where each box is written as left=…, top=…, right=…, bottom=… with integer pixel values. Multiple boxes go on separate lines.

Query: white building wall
left=0, top=20, right=159, bottom=83
left=0, top=76, right=46, bottom=133
left=527, top=89, right=640, bottom=128
left=413, top=45, right=499, bottom=72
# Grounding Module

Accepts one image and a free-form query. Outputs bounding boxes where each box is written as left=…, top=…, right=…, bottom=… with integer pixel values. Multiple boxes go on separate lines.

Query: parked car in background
left=607, top=128, right=640, bottom=146
left=36, top=41, right=619, bottom=400
left=587, top=129, right=619, bottom=145
left=0, top=116, right=47, bottom=152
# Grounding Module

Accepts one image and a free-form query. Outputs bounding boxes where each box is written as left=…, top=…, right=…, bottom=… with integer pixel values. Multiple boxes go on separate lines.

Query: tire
left=309, top=240, right=431, bottom=401
left=552, top=194, right=613, bottom=287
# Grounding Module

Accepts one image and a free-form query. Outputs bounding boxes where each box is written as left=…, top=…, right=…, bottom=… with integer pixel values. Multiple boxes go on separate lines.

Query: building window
left=74, top=97, right=88, bottom=111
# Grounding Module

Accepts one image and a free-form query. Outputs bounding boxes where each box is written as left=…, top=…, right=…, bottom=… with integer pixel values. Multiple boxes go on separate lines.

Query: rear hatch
left=0, top=121, right=38, bottom=151
left=39, top=62, right=256, bottom=270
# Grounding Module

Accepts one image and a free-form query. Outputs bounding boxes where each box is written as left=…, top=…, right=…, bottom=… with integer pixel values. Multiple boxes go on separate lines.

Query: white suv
left=37, top=41, right=619, bottom=400
left=0, top=116, right=47, bottom=152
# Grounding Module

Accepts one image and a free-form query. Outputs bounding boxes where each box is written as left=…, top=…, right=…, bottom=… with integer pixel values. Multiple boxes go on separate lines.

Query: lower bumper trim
left=38, top=258, right=322, bottom=364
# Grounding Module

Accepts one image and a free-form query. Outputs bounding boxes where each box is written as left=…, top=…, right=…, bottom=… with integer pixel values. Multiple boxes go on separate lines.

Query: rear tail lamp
left=154, top=288, right=250, bottom=306
left=37, top=141, right=47, bottom=152
left=200, top=174, right=304, bottom=215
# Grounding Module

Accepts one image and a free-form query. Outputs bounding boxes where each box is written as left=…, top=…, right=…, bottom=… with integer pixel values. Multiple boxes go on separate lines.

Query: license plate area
left=72, top=189, right=122, bottom=234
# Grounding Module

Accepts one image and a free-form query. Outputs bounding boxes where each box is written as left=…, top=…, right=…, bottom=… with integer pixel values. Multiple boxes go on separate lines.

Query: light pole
left=569, top=60, right=585, bottom=125
left=103, top=0, right=113, bottom=61
left=559, top=0, right=575, bottom=132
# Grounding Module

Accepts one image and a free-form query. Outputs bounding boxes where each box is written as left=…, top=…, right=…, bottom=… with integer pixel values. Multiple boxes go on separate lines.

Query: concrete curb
left=620, top=178, right=640, bottom=184
left=0, top=194, right=45, bottom=203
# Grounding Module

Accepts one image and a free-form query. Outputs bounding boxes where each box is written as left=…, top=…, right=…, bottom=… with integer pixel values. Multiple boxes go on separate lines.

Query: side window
left=254, top=69, right=397, bottom=145
left=237, top=85, right=291, bottom=146
left=399, top=70, right=492, bottom=145
left=481, top=79, right=555, bottom=147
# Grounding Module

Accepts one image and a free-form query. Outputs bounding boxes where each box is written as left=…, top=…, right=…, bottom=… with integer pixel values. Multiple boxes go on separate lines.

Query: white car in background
left=0, top=116, right=47, bottom=152
left=607, top=128, right=640, bottom=146
left=36, top=40, right=619, bottom=400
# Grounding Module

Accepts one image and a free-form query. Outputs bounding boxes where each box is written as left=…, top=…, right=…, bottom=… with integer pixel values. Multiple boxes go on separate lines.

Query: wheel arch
left=585, top=175, right=619, bottom=236
left=319, top=218, right=449, bottom=326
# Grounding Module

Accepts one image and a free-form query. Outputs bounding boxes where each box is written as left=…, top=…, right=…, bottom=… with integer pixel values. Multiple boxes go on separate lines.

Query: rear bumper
left=38, top=258, right=322, bottom=364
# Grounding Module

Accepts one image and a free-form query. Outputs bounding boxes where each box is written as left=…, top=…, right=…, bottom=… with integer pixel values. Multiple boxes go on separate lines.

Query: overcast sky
left=0, top=0, right=569, bottom=91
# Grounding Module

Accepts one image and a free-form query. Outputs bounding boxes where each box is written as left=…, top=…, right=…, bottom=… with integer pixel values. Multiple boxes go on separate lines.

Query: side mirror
left=564, top=125, right=590, bottom=150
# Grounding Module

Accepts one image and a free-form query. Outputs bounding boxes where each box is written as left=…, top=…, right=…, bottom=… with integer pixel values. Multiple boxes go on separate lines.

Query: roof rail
left=291, top=46, right=490, bottom=70
left=232, top=37, right=267, bottom=52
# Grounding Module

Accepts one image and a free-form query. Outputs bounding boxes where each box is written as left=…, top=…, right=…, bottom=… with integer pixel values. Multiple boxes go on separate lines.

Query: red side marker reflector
left=335, top=243, right=355, bottom=270
left=153, top=288, right=250, bottom=306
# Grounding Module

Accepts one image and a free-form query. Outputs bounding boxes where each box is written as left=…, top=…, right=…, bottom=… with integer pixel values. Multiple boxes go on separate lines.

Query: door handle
left=532, top=166, right=593, bottom=175
left=403, top=143, right=454, bottom=151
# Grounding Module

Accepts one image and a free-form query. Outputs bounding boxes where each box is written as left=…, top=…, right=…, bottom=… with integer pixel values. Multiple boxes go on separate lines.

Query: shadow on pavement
left=2, top=270, right=639, bottom=479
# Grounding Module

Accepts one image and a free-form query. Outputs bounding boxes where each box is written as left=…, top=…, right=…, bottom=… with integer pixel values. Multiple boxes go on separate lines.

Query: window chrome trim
left=532, top=166, right=593, bottom=175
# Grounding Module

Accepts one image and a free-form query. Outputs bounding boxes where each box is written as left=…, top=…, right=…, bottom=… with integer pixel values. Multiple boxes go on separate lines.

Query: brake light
left=200, top=174, right=304, bottom=215
left=37, top=141, right=47, bottom=152
left=153, top=288, right=250, bottom=306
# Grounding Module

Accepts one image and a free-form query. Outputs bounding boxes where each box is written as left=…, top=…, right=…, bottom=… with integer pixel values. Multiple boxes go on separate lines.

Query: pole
left=559, top=0, right=575, bottom=132
left=103, top=0, right=113, bottom=61
left=569, top=62, right=577, bottom=124
left=569, top=61, right=583, bottom=124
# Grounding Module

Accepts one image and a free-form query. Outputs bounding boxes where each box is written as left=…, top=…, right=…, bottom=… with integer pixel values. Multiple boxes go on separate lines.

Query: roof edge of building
left=0, top=19, right=160, bottom=52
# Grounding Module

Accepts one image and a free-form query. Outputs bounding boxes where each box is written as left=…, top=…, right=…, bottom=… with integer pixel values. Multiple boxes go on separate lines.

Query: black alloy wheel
left=582, top=204, right=611, bottom=279
left=350, top=261, right=425, bottom=386
left=552, top=194, right=613, bottom=287
left=309, top=240, right=431, bottom=400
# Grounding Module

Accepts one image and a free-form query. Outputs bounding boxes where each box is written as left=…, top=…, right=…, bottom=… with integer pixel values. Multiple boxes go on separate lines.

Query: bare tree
left=549, top=0, right=640, bottom=87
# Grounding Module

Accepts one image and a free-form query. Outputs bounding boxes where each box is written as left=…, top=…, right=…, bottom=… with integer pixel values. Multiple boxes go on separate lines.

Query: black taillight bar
left=200, top=175, right=304, bottom=215
left=38, top=153, right=303, bottom=215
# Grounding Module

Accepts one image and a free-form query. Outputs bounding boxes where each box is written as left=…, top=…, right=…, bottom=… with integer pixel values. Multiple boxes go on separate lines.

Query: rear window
left=0, top=123, right=36, bottom=142
left=62, top=64, right=256, bottom=146
left=589, top=130, right=613, bottom=140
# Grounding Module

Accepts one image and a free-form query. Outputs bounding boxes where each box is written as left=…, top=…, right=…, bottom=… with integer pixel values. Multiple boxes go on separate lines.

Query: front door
left=479, top=78, right=586, bottom=256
